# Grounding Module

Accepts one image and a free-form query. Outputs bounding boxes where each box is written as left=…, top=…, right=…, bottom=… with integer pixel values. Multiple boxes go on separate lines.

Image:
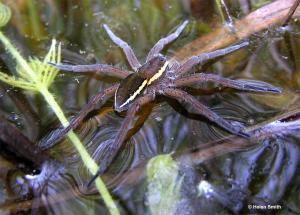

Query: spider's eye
left=158, top=56, right=166, bottom=62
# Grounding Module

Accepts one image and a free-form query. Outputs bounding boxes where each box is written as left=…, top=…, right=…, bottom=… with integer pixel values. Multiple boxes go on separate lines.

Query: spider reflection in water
left=48, top=20, right=281, bottom=185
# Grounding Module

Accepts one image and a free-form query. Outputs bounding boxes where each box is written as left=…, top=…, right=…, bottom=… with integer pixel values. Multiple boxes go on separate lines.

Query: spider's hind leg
left=87, top=94, right=154, bottom=187
left=39, top=84, right=119, bottom=150
left=146, top=20, right=189, bottom=61
left=162, top=88, right=249, bottom=138
left=175, top=73, right=282, bottom=93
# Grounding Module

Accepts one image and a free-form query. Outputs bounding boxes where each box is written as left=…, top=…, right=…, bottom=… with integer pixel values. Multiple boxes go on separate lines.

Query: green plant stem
left=0, top=32, right=37, bottom=81
left=0, top=31, right=119, bottom=215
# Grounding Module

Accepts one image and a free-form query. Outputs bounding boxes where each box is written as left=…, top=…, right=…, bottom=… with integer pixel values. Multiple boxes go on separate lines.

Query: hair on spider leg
left=46, top=20, right=282, bottom=187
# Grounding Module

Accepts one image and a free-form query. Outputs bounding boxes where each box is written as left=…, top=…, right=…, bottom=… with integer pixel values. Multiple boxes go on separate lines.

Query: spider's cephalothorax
left=47, top=20, right=281, bottom=186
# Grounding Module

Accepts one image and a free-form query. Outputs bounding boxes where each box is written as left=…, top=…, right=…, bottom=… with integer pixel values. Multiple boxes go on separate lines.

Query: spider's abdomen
left=114, top=73, right=147, bottom=112
left=114, top=56, right=169, bottom=112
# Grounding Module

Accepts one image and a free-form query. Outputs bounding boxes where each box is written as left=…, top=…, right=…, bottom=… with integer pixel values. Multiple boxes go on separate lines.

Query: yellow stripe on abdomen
left=119, top=79, right=148, bottom=108
left=147, top=61, right=169, bottom=85
left=119, top=61, right=169, bottom=108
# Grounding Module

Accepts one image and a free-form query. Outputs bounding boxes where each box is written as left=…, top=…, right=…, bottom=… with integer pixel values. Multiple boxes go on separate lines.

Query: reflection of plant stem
left=27, top=0, right=43, bottom=39
left=82, top=0, right=93, bottom=22
left=0, top=29, right=119, bottom=215
left=215, top=0, right=225, bottom=23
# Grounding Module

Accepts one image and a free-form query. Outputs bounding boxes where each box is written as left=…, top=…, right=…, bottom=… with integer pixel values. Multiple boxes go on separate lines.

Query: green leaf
left=0, top=72, right=37, bottom=91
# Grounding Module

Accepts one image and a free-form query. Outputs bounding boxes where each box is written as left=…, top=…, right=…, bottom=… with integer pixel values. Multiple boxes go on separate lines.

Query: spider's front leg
left=103, top=24, right=141, bottom=71
left=146, top=20, right=189, bottom=61
left=40, top=84, right=119, bottom=150
left=49, top=63, right=131, bottom=79
left=87, top=93, right=154, bottom=187
left=175, top=73, right=282, bottom=93
left=161, top=88, right=249, bottom=138
left=175, top=41, right=249, bottom=77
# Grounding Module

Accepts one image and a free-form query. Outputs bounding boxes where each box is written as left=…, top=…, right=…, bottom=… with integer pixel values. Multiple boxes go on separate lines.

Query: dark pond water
left=0, top=0, right=300, bottom=214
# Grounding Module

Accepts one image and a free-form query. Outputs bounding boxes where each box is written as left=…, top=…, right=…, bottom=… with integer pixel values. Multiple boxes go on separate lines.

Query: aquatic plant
left=146, top=154, right=183, bottom=215
left=0, top=2, right=119, bottom=215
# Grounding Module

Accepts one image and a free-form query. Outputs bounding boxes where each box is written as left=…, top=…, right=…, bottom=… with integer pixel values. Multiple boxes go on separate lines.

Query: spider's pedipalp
left=49, top=62, right=131, bottom=79
left=161, top=88, right=249, bottom=138
left=88, top=94, right=154, bottom=187
left=175, top=41, right=249, bottom=77
left=146, top=20, right=189, bottom=62
left=40, top=84, right=119, bottom=149
left=175, top=73, right=282, bottom=93
left=103, top=24, right=141, bottom=71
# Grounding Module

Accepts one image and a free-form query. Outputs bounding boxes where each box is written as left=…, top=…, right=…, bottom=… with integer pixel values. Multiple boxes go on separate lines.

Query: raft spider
left=47, top=20, right=281, bottom=185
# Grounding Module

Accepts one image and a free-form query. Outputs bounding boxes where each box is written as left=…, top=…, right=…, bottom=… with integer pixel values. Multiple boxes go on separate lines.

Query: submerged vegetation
left=146, top=154, right=183, bottom=215
left=0, top=0, right=299, bottom=214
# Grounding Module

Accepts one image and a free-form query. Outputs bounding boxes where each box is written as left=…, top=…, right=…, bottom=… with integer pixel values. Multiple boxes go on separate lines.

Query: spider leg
left=175, top=41, right=249, bottom=77
left=146, top=20, right=189, bottom=62
left=87, top=94, right=154, bottom=187
left=39, top=84, right=119, bottom=150
left=175, top=73, right=282, bottom=93
left=49, top=63, right=131, bottom=79
left=161, top=88, right=249, bottom=138
left=103, top=24, right=141, bottom=71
